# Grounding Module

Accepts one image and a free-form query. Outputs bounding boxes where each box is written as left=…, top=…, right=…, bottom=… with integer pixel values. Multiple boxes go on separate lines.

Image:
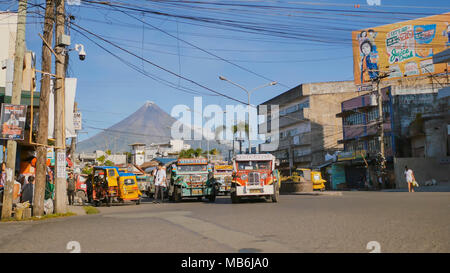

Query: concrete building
left=130, top=140, right=190, bottom=165
left=75, top=150, right=127, bottom=167
left=258, top=80, right=361, bottom=173
left=335, top=75, right=450, bottom=190
left=130, top=143, right=146, bottom=166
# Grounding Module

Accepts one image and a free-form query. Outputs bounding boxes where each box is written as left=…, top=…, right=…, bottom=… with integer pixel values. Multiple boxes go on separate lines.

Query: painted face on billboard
left=361, top=41, right=372, bottom=56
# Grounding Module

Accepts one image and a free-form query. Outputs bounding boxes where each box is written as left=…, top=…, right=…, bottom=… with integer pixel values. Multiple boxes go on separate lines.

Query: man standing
left=153, top=163, right=167, bottom=204
left=21, top=176, right=35, bottom=205
left=404, top=166, right=415, bottom=193
left=67, top=172, right=76, bottom=205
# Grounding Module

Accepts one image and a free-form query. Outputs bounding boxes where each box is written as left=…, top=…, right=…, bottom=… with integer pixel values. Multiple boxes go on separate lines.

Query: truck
left=212, top=164, right=233, bottom=195
left=292, top=168, right=327, bottom=191
left=231, top=154, right=280, bottom=204
left=168, top=158, right=216, bottom=202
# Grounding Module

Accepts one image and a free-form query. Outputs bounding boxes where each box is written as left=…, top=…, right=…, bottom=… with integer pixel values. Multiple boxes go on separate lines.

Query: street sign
left=73, top=112, right=82, bottom=131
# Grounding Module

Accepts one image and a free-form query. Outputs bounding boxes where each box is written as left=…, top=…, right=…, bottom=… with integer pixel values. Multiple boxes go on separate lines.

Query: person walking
left=404, top=166, right=415, bottom=193
left=153, top=163, right=167, bottom=204
left=67, top=172, right=76, bottom=205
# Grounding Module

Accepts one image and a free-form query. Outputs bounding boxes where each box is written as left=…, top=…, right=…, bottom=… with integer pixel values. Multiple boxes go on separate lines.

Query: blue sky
left=1, top=0, right=449, bottom=144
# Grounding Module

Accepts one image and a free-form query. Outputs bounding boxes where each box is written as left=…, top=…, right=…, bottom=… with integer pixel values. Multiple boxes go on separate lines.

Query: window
left=368, top=138, right=379, bottom=152
left=124, top=179, right=135, bottom=186
left=237, top=161, right=271, bottom=170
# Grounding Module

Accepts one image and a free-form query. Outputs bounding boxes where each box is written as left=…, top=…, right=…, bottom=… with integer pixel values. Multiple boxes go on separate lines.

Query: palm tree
left=193, top=148, right=203, bottom=157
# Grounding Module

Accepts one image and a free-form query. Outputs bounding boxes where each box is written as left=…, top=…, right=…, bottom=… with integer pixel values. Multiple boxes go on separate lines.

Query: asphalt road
left=0, top=191, right=449, bottom=253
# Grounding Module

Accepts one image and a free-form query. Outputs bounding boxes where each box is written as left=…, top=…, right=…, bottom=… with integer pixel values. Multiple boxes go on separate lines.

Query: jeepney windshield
left=177, top=165, right=208, bottom=172
left=215, top=169, right=232, bottom=174
left=237, top=161, right=270, bottom=171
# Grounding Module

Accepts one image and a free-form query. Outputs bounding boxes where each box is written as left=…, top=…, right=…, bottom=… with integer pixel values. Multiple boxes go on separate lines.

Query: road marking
left=104, top=211, right=295, bottom=252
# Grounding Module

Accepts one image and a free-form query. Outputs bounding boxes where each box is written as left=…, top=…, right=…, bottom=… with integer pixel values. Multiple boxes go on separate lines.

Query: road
left=0, top=192, right=449, bottom=253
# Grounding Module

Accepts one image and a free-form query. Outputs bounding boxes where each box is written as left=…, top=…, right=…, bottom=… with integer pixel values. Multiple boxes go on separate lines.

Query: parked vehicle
left=136, top=174, right=153, bottom=197
left=91, top=166, right=142, bottom=207
left=75, top=174, right=89, bottom=205
left=292, top=168, right=326, bottom=191
left=168, top=158, right=216, bottom=202
left=231, top=154, right=280, bottom=203
left=212, top=164, right=233, bottom=195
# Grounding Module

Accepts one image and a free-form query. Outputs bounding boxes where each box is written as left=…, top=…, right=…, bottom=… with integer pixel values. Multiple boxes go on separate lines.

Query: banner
left=48, top=78, right=78, bottom=139
left=0, top=103, right=27, bottom=140
left=353, top=13, right=450, bottom=86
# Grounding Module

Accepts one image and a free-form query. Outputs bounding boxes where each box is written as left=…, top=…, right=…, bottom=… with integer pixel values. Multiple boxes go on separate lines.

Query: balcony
left=293, top=154, right=312, bottom=163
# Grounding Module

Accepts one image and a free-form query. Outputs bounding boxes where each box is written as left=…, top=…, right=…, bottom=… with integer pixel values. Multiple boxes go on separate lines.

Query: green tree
left=193, top=148, right=203, bottom=157
left=105, top=149, right=112, bottom=155
left=104, top=160, right=115, bottom=166
left=97, top=155, right=106, bottom=165
left=82, top=166, right=93, bottom=175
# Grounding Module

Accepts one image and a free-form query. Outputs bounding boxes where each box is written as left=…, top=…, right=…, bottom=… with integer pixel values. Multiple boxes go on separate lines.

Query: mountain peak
left=144, top=100, right=154, bottom=107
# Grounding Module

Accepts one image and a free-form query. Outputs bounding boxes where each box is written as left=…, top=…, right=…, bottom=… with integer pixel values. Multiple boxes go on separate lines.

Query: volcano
left=76, top=101, right=231, bottom=154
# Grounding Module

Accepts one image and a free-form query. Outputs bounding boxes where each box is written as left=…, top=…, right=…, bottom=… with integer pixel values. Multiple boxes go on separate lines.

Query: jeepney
left=168, top=158, right=216, bottom=202
left=213, top=164, right=233, bottom=195
left=231, top=154, right=280, bottom=203
left=136, top=174, right=153, bottom=197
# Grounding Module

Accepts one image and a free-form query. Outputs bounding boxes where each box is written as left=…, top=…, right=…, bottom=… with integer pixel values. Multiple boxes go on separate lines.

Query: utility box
left=57, top=34, right=71, bottom=47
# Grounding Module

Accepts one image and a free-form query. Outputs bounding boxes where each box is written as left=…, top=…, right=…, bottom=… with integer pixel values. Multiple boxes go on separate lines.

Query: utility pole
left=375, top=74, right=389, bottom=172
left=1, top=0, right=27, bottom=219
left=54, top=0, right=67, bottom=213
left=34, top=0, right=55, bottom=217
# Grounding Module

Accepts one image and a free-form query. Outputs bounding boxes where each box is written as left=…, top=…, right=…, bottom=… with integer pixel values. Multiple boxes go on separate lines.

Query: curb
left=283, top=191, right=343, bottom=196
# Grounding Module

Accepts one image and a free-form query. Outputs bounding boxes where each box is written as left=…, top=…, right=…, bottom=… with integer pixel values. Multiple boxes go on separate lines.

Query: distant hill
left=77, top=101, right=232, bottom=155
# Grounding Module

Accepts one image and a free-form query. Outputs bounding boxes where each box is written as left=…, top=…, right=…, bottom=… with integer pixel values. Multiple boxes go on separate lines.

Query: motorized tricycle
left=91, top=166, right=142, bottom=207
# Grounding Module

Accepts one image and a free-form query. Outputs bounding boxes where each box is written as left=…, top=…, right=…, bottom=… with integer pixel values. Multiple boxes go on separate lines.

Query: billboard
left=0, top=103, right=27, bottom=140
left=353, top=13, right=450, bottom=87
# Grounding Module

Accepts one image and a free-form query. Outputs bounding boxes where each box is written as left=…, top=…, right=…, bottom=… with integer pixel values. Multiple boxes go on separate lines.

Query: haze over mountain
left=76, top=101, right=232, bottom=154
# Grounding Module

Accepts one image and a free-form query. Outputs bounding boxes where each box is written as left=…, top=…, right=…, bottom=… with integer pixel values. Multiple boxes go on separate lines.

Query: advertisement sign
left=0, top=103, right=27, bottom=140
left=352, top=13, right=450, bottom=86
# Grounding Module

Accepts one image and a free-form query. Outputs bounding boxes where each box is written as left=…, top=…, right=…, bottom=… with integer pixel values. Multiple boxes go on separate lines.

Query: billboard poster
left=353, top=13, right=450, bottom=86
left=0, top=103, right=27, bottom=140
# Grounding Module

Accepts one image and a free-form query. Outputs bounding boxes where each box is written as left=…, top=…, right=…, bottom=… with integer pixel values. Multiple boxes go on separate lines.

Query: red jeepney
left=231, top=154, right=280, bottom=203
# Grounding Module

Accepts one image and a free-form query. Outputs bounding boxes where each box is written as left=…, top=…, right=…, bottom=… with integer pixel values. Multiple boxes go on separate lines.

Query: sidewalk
left=67, top=205, right=86, bottom=216
left=284, top=191, right=343, bottom=196
left=382, top=182, right=450, bottom=192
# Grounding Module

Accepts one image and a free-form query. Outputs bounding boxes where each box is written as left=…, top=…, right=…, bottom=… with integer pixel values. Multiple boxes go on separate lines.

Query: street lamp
left=219, top=75, right=277, bottom=153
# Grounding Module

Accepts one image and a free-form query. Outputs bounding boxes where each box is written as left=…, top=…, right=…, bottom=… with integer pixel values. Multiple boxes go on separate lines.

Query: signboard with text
left=352, top=13, right=450, bottom=87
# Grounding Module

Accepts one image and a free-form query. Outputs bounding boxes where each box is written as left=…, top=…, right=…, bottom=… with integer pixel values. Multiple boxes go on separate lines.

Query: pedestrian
left=153, top=163, right=167, bottom=204
left=12, top=172, right=22, bottom=204
left=0, top=162, right=6, bottom=187
left=67, top=172, right=76, bottom=205
left=21, top=176, right=35, bottom=205
left=404, top=166, right=415, bottom=193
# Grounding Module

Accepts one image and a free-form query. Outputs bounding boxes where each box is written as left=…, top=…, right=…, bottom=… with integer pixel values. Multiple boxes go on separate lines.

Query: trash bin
left=14, top=208, right=24, bottom=220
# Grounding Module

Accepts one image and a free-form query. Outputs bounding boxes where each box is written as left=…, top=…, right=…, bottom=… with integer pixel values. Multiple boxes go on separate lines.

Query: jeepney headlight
left=261, top=173, right=267, bottom=180
left=241, top=174, right=248, bottom=180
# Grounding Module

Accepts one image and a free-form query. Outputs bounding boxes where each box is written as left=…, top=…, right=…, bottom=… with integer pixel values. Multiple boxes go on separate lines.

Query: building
left=335, top=76, right=450, bottom=190
left=258, top=80, right=361, bottom=173
left=130, top=143, right=146, bottom=166
left=0, top=11, right=39, bottom=170
left=75, top=150, right=127, bottom=167
left=130, top=140, right=190, bottom=166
